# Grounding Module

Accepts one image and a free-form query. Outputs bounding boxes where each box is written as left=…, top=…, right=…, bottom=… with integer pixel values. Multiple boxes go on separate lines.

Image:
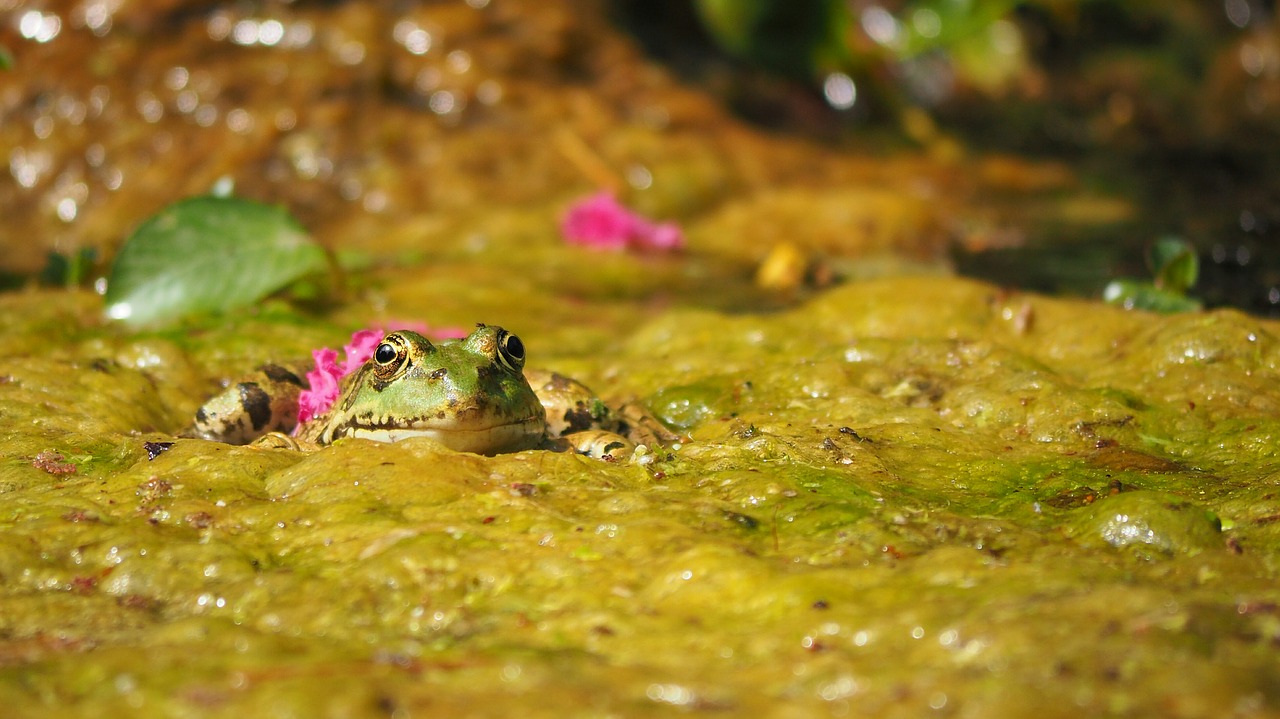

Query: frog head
left=314, top=325, right=546, bottom=454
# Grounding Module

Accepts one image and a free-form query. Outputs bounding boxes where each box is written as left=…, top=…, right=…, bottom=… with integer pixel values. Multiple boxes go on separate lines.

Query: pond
left=2, top=1, right=1279, bottom=716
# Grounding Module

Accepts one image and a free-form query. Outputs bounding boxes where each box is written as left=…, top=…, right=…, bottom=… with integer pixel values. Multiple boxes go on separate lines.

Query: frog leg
left=183, top=363, right=305, bottom=444
left=252, top=431, right=321, bottom=452
left=612, top=399, right=682, bottom=447
left=560, top=429, right=636, bottom=462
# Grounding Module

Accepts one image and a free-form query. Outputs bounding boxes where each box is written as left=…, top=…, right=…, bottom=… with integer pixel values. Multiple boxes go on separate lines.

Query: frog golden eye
left=371, top=334, right=410, bottom=381
left=496, top=330, right=525, bottom=372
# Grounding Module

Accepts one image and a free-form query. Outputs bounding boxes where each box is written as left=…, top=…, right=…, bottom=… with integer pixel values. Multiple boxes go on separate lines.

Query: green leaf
left=694, top=0, right=849, bottom=77
left=104, top=196, right=327, bottom=326
left=1103, top=279, right=1202, bottom=314
left=39, top=248, right=98, bottom=288
left=1148, top=236, right=1198, bottom=294
left=0, top=44, right=11, bottom=71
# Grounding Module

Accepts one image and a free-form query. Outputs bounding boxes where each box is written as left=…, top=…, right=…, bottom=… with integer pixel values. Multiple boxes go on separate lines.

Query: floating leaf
left=1103, top=279, right=1202, bottom=313
left=104, top=196, right=327, bottom=326
left=40, top=248, right=98, bottom=288
left=1148, top=236, right=1198, bottom=295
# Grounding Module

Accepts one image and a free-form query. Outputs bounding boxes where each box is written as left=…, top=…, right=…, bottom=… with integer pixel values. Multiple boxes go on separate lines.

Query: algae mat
left=1, top=276, right=1278, bottom=717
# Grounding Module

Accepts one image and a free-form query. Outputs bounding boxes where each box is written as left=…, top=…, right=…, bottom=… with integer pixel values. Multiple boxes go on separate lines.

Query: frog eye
left=496, top=330, right=525, bottom=372
left=371, top=334, right=410, bottom=381
left=374, top=342, right=398, bottom=365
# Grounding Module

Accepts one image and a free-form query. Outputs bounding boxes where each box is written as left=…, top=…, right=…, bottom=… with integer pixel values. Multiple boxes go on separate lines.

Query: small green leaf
left=105, top=196, right=327, bottom=326
left=1148, top=236, right=1198, bottom=294
left=694, top=0, right=849, bottom=77
left=0, top=44, right=12, bottom=70
left=1103, top=279, right=1202, bottom=314
left=39, top=248, right=98, bottom=288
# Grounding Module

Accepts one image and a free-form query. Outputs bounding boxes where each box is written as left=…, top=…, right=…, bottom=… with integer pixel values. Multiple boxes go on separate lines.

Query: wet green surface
left=2, top=276, right=1279, bottom=717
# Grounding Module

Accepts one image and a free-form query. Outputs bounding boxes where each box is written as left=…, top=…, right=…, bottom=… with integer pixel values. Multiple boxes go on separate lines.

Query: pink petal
left=632, top=219, right=685, bottom=252
left=296, top=347, right=342, bottom=425
left=341, top=328, right=385, bottom=376
left=560, top=192, right=684, bottom=253
left=561, top=192, right=637, bottom=250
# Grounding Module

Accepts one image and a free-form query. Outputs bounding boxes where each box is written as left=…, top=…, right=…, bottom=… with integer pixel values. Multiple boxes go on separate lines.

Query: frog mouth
left=344, top=416, right=545, bottom=455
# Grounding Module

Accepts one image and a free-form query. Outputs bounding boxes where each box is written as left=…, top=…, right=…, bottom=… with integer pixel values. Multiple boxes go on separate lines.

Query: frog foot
left=558, top=430, right=636, bottom=462
left=252, top=431, right=320, bottom=451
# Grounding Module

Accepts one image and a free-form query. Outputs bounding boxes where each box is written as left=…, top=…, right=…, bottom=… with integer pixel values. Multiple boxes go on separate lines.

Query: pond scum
left=1, top=277, right=1279, bottom=716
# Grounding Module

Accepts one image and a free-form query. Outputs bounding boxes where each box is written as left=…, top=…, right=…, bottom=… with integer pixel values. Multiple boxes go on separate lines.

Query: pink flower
left=637, top=220, right=684, bottom=251
left=295, top=324, right=472, bottom=427
left=340, top=328, right=384, bottom=375
left=297, top=347, right=342, bottom=425
left=561, top=192, right=684, bottom=252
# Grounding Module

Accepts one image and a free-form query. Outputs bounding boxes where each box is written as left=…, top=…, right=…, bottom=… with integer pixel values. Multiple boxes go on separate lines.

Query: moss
left=3, top=275, right=1280, bottom=715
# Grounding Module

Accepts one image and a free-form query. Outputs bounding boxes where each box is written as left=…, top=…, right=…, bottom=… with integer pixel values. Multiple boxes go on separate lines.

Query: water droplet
left=861, top=6, right=899, bottom=47
left=1239, top=43, right=1265, bottom=77
left=226, top=108, right=254, bottom=134
left=33, top=115, right=55, bottom=139
left=164, top=66, right=189, bottom=92
left=85, top=143, right=106, bottom=167
left=175, top=89, right=198, bottom=114
left=232, top=19, right=260, bottom=45
left=19, top=10, right=62, bottom=43
left=337, top=40, right=366, bottom=65
left=1225, top=0, right=1252, bottom=28
left=136, top=92, right=164, bottom=123
left=88, top=85, right=111, bottom=116
left=56, top=197, right=78, bottom=222
left=284, top=21, right=314, bottom=48
left=912, top=8, right=941, bottom=39
left=416, top=67, right=442, bottom=93
left=107, top=302, right=133, bottom=320
left=207, top=12, right=232, bottom=41
left=823, top=73, right=857, bottom=110
left=429, top=90, right=457, bottom=115
left=339, top=176, right=363, bottom=201
left=258, top=19, right=285, bottom=46
left=446, top=49, right=472, bottom=74
left=626, top=164, right=653, bottom=190
left=193, top=103, right=219, bottom=127
left=405, top=28, right=432, bottom=55
left=82, top=0, right=114, bottom=35
left=11, top=146, right=52, bottom=188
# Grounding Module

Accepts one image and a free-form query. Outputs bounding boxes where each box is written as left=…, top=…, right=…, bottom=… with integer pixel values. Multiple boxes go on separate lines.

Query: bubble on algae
left=1066, top=490, right=1223, bottom=558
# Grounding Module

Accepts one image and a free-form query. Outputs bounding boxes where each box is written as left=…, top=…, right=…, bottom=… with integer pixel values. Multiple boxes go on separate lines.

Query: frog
left=186, top=324, right=675, bottom=460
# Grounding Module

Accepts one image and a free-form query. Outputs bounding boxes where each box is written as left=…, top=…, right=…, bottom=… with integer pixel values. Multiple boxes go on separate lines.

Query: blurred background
left=2, top=0, right=1278, bottom=313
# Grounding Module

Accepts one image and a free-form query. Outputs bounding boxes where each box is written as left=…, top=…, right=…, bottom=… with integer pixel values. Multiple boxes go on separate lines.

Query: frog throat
left=326, top=415, right=545, bottom=454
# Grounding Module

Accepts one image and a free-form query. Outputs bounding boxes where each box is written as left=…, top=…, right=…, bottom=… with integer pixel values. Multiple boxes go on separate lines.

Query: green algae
left=2, top=276, right=1279, bottom=717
